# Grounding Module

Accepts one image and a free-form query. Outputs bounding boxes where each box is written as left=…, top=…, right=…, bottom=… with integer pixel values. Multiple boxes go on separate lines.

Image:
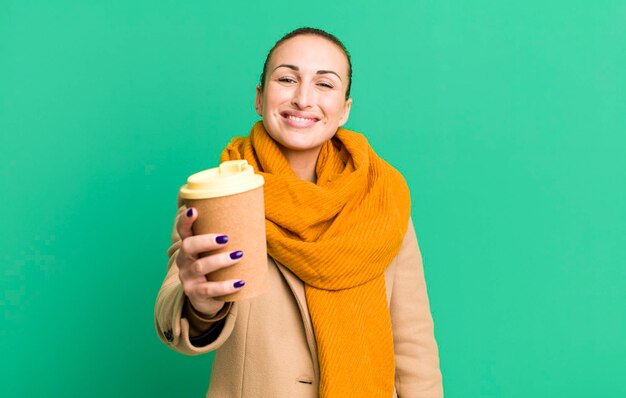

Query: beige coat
left=155, top=209, right=443, bottom=398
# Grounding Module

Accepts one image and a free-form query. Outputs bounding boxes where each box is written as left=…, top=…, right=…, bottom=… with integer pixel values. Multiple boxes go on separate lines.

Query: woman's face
left=255, top=34, right=352, bottom=161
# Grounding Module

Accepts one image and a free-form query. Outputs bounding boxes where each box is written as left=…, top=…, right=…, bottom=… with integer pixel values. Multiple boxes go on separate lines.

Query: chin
left=281, top=141, right=319, bottom=152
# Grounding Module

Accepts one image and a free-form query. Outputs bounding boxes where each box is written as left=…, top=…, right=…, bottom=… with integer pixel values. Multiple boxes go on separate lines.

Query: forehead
left=269, top=35, right=349, bottom=77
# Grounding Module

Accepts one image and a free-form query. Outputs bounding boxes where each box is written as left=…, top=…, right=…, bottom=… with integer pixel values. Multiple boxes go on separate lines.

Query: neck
left=281, top=147, right=320, bottom=183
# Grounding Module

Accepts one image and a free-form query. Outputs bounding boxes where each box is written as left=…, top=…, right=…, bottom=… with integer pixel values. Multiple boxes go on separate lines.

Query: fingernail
left=229, top=250, right=243, bottom=260
left=234, top=280, right=245, bottom=288
left=216, top=235, right=229, bottom=244
left=186, top=208, right=193, bottom=218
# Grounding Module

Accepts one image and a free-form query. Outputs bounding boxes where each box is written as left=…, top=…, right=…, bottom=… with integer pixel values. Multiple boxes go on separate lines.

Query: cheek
left=322, top=98, right=346, bottom=118
left=264, top=86, right=292, bottom=109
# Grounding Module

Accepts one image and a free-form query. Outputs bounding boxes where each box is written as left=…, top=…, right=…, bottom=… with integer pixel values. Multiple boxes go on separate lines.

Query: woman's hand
left=176, top=207, right=245, bottom=318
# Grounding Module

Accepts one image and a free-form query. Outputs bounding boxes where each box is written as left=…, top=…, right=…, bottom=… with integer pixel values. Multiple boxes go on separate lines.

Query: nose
left=291, top=82, right=314, bottom=109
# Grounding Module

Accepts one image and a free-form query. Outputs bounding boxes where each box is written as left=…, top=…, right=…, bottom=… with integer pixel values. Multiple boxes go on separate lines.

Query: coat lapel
left=272, top=259, right=320, bottom=380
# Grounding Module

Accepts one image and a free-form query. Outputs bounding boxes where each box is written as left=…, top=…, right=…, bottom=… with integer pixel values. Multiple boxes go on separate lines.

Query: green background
left=1, top=0, right=625, bottom=396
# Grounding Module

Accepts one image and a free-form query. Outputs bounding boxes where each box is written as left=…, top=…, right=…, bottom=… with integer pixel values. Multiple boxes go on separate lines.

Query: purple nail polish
left=234, top=280, right=245, bottom=288
left=229, top=250, right=243, bottom=260
left=186, top=208, right=193, bottom=218
left=216, top=235, right=229, bottom=244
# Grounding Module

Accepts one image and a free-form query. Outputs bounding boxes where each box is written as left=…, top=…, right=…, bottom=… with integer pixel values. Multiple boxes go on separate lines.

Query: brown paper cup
left=182, top=172, right=267, bottom=302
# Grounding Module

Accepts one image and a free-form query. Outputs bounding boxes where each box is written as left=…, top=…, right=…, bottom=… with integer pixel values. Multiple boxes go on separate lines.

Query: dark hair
left=259, top=27, right=352, bottom=99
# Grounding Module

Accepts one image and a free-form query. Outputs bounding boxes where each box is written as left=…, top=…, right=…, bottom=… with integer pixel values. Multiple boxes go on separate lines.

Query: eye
left=317, top=81, right=334, bottom=89
left=278, top=77, right=296, bottom=84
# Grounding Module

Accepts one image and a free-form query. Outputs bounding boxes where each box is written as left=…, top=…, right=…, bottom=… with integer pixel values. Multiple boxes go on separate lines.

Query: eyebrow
left=272, top=64, right=342, bottom=80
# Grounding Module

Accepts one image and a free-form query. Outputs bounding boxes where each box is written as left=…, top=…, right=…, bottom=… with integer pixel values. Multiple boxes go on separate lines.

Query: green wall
left=1, top=1, right=624, bottom=396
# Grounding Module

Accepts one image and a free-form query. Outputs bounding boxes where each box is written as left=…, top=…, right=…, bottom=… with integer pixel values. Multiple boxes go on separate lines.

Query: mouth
left=280, top=111, right=320, bottom=127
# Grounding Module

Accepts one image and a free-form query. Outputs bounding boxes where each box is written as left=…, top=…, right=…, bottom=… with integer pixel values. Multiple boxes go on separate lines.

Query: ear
left=255, top=85, right=263, bottom=116
left=338, top=98, right=353, bottom=126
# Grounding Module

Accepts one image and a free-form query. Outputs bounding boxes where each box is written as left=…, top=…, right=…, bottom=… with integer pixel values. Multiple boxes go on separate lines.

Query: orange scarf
left=221, top=121, right=411, bottom=397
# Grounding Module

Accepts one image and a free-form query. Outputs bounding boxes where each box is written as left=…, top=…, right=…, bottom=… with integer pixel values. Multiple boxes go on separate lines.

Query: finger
left=176, top=207, right=197, bottom=240
left=188, top=250, right=244, bottom=277
left=180, top=233, right=230, bottom=259
left=191, top=279, right=246, bottom=299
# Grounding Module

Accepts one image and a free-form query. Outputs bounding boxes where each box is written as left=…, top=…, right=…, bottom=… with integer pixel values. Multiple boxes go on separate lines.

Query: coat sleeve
left=154, top=203, right=238, bottom=356
left=391, top=218, right=444, bottom=397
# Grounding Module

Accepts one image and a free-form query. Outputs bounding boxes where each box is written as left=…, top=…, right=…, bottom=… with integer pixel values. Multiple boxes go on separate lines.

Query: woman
left=155, top=27, right=443, bottom=398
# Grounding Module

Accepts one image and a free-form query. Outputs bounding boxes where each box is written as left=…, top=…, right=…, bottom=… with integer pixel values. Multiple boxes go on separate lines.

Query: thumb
left=176, top=207, right=197, bottom=240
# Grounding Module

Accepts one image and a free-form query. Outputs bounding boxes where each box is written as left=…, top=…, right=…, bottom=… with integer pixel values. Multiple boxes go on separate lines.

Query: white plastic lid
left=179, top=160, right=264, bottom=199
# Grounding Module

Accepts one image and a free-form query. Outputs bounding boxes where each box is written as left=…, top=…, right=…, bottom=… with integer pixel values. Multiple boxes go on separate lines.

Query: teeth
left=287, top=115, right=315, bottom=122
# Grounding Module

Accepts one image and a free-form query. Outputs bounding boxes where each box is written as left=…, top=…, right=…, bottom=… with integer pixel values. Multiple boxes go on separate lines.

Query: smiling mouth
left=280, top=111, right=320, bottom=124
left=286, top=115, right=317, bottom=122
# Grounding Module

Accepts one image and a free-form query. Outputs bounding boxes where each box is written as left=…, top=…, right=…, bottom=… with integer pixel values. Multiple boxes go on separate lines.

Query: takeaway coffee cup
left=179, top=160, right=267, bottom=301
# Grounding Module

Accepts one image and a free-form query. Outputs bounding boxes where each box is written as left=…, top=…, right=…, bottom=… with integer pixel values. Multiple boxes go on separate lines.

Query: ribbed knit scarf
left=221, top=121, right=411, bottom=397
